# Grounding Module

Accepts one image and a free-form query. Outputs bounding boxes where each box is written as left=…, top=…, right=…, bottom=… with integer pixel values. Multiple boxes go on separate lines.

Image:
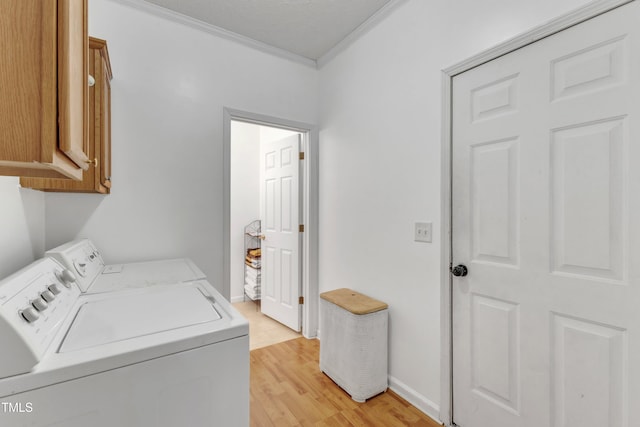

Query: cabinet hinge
left=299, top=152, right=305, bottom=160
left=299, top=296, right=304, bottom=305
left=299, top=224, right=304, bottom=233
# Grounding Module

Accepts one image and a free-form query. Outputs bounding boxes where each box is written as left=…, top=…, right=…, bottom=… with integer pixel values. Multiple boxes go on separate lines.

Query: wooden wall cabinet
left=21, top=38, right=113, bottom=194
left=0, top=0, right=89, bottom=180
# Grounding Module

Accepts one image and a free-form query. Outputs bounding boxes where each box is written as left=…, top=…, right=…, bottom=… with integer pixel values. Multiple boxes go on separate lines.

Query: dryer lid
left=91, top=258, right=206, bottom=293
left=59, top=287, right=221, bottom=353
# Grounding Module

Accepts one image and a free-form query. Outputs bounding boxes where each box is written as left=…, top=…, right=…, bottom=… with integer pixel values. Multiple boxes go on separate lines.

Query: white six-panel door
left=260, top=134, right=301, bottom=332
left=452, top=2, right=640, bottom=426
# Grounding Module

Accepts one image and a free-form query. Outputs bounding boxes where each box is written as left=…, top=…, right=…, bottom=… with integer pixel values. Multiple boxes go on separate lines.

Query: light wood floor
left=250, top=337, right=442, bottom=427
left=234, top=300, right=302, bottom=350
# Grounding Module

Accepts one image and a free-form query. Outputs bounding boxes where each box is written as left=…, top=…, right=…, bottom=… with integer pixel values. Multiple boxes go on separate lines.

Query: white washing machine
left=0, top=258, right=249, bottom=427
left=46, top=239, right=206, bottom=293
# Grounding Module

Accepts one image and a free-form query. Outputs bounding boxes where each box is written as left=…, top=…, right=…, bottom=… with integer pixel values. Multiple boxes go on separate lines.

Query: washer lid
left=59, top=287, right=221, bottom=353
left=90, top=258, right=206, bottom=293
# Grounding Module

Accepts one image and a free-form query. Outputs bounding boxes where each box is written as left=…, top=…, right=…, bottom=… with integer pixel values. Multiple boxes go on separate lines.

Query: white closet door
left=452, top=2, right=640, bottom=426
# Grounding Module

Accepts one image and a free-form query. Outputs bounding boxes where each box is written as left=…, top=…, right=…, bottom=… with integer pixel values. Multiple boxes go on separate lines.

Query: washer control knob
left=57, top=269, right=76, bottom=287
left=48, top=283, right=62, bottom=295
left=31, top=298, right=48, bottom=311
left=73, top=261, right=87, bottom=278
left=20, top=307, right=40, bottom=323
left=40, top=290, right=55, bottom=303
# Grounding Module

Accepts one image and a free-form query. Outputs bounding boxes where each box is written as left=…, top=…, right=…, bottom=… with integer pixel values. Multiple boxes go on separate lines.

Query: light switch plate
left=414, top=222, right=432, bottom=243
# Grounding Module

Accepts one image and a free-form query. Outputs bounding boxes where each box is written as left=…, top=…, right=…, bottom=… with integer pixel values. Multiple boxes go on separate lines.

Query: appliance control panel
left=0, top=258, right=80, bottom=379
left=46, top=239, right=105, bottom=293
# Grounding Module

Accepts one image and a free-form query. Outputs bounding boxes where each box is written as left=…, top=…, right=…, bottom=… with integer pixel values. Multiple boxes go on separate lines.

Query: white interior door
left=452, top=2, right=640, bottom=427
left=260, top=134, right=301, bottom=331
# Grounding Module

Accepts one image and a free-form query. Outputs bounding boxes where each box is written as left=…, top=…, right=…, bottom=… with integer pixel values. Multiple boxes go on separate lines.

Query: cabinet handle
left=88, top=75, right=95, bottom=87
left=86, top=158, right=98, bottom=167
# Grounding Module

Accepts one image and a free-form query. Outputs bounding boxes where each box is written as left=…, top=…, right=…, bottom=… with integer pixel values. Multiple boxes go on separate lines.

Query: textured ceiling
left=141, top=0, right=394, bottom=60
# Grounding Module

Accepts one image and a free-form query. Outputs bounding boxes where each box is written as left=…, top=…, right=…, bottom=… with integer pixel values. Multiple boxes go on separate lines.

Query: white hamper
left=319, top=288, right=388, bottom=402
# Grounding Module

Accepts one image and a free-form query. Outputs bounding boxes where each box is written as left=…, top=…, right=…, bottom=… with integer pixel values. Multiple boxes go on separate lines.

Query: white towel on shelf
left=244, top=284, right=261, bottom=299
left=245, top=267, right=261, bottom=279
left=245, top=278, right=260, bottom=290
left=245, top=273, right=261, bottom=283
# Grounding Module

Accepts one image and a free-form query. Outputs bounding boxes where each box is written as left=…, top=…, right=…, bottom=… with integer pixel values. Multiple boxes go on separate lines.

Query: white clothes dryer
left=46, top=239, right=206, bottom=293
left=0, top=258, right=249, bottom=427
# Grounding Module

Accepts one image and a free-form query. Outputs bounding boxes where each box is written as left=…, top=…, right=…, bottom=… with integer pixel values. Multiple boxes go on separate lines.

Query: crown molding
left=316, top=0, right=409, bottom=69
left=106, top=0, right=318, bottom=69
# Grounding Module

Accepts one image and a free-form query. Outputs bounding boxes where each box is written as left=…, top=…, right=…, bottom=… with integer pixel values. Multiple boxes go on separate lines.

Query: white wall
left=44, top=0, right=318, bottom=297
left=0, top=177, right=45, bottom=279
left=230, top=121, right=260, bottom=301
left=317, top=0, right=591, bottom=417
left=230, top=123, right=301, bottom=302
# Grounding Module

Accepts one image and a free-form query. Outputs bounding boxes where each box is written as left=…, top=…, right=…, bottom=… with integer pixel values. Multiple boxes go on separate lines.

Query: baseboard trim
left=388, top=376, right=441, bottom=424
left=230, top=295, right=245, bottom=303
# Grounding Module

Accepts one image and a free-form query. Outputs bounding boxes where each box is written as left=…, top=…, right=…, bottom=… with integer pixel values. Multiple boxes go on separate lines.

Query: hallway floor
left=233, top=300, right=301, bottom=350
left=250, top=338, right=441, bottom=426
left=235, top=300, right=439, bottom=425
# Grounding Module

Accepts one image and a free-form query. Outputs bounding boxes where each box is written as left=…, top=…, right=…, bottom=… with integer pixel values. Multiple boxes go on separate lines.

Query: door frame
left=223, top=107, right=320, bottom=339
left=438, top=0, right=632, bottom=425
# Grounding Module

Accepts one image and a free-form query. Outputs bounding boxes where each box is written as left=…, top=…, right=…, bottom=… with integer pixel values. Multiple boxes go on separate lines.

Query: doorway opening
left=223, top=108, right=319, bottom=341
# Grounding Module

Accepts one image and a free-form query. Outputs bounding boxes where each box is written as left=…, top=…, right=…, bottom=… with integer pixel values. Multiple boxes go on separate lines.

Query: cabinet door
left=0, top=1, right=41, bottom=161
left=20, top=38, right=113, bottom=193
left=0, top=0, right=86, bottom=180
left=57, top=0, right=90, bottom=169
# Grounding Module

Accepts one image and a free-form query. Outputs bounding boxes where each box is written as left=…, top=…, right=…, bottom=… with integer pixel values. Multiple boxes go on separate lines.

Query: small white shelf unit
left=243, top=220, right=261, bottom=301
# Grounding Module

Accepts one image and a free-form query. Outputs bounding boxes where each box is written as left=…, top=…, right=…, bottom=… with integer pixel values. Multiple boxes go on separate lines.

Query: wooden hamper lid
left=320, top=288, right=388, bottom=315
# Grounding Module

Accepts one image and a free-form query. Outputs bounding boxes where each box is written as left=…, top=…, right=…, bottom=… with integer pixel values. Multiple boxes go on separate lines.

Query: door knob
left=451, top=264, right=468, bottom=277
